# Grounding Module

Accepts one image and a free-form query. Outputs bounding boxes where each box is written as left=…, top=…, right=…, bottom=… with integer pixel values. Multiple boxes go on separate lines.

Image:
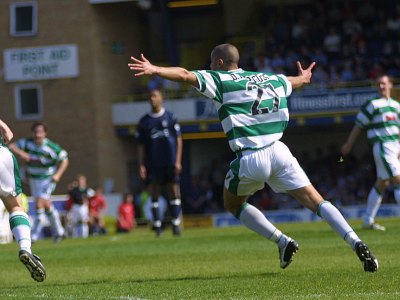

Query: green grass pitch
left=0, top=218, right=399, bottom=299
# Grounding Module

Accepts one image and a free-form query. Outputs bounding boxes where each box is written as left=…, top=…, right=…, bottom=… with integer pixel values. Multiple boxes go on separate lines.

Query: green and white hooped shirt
left=193, top=69, right=292, bottom=153
left=355, top=97, right=400, bottom=144
left=15, top=137, right=68, bottom=179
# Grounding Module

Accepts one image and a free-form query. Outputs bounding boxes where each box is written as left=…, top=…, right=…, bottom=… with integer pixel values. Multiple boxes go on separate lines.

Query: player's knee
left=375, top=180, right=389, bottom=192
left=223, top=189, right=246, bottom=214
left=223, top=199, right=237, bottom=214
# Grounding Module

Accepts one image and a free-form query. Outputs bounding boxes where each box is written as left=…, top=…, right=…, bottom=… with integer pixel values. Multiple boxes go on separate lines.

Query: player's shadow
left=4, top=271, right=279, bottom=290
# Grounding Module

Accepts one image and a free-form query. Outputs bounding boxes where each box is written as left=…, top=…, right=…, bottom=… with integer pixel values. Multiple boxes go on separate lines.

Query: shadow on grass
left=0, top=271, right=279, bottom=290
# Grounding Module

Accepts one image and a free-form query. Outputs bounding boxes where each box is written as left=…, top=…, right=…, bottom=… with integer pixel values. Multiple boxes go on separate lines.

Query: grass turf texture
left=0, top=218, right=399, bottom=300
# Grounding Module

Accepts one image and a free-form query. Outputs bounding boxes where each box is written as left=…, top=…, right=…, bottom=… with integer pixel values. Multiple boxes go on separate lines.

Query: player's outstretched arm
left=0, top=119, right=13, bottom=144
left=287, top=61, right=316, bottom=89
left=341, top=125, right=363, bottom=156
left=128, top=54, right=199, bottom=88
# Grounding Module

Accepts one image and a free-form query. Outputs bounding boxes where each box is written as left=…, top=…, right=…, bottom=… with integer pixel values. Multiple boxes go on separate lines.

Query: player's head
left=76, top=174, right=88, bottom=188
left=377, top=75, right=393, bottom=98
left=210, top=44, right=239, bottom=71
left=123, top=192, right=134, bottom=203
left=31, top=121, right=47, bottom=144
left=149, top=89, right=163, bottom=113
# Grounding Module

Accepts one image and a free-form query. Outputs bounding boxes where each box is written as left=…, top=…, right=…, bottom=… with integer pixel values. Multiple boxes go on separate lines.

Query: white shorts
left=0, top=146, right=22, bottom=198
left=225, top=141, right=311, bottom=196
left=373, top=140, right=400, bottom=180
left=29, top=177, right=56, bottom=200
left=70, top=203, right=89, bottom=224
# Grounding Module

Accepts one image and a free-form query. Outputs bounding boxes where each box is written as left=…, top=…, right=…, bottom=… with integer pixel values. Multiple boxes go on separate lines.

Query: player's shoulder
left=362, top=97, right=378, bottom=107
left=164, top=109, right=177, bottom=119
left=44, top=138, right=64, bottom=151
left=138, top=113, right=151, bottom=124
left=20, top=137, right=33, bottom=143
left=17, top=137, right=33, bottom=147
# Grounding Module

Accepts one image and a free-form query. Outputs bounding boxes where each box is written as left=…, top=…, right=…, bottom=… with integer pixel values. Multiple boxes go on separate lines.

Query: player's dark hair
left=377, top=74, right=393, bottom=84
left=212, top=44, right=240, bottom=66
left=31, top=121, right=47, bottom=132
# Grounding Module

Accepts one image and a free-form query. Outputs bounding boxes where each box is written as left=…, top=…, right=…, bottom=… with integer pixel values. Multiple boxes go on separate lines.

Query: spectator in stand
left=368, top=63, right=385, bottom=80
left=184, top=176, right=212, bottom=214
left=254, top=52, right=273, bottom=73
left=324, top=26, right=342, bottom=62
left=310, top=48, right=328, bottom=67
left=311, top=66, right=329, bottom=89
left=116, top=193, right=135, bottom=233
left=134, top=185, right=150, bottom=221
left=270, top=51, right=286, bottom=71
left=340, top=60, right=355, bottom=82
left=208, top=158, right=226, bottom=212
left=89, top=186, right=107, bottom=235
left=328, top=65, right=341, bottom=87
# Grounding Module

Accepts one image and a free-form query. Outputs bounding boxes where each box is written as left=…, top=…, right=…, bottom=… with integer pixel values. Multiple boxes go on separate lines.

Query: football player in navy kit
left=136, top=89, right=183, bottom=237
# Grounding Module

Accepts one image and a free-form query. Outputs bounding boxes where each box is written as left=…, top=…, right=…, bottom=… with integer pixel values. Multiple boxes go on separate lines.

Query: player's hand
left=0, top=127, right=13, bottom=144
left=296, top=61, right=316, bottom=84
left=340, top=142, right=352, bottom=157
left=128, top=54, right=157, bottom=77
left=175, top=163, right=182, bottom=174
left=19, top=151, right=31, bottom=162
left=52, top=173, right=61, bottom=183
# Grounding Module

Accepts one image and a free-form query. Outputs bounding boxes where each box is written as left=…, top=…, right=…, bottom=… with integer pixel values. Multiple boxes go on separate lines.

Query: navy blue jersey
left=136, top=109, right=181, bottom=168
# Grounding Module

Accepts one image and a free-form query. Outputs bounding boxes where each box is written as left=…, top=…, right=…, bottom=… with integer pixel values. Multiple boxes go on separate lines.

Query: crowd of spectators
left=237, top=0, right=400, bottom=89
left=181, top=144, right=397, bottom=215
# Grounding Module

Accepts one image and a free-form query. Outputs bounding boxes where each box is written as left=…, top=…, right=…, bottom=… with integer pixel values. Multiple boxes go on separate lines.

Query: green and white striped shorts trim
left=224, top=141, right=310, bottom=196
left=0, top=146, right=22, bottom=197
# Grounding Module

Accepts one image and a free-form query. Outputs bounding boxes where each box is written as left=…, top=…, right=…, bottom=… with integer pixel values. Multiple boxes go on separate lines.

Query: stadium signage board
left=290, top=87, right=379, bottom=113
left=3, top=44, right=79, bottom=82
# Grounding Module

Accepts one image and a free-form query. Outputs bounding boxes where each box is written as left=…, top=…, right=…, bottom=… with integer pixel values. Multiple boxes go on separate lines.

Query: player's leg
left=384, top=141, right=400, bottom=204
left=225, top=148, right=298, bottom=268
left=0, top=148, right=46, bottom=281
left=288, top=185, right=363, bottom=247
left=3, top=195, right=46, bottom=282
left=271, top=141, right=377, bottom=272
left=367, top=140, right=400, bottom=230
left=391, top=174, right=400, bottom=203
left=363, top=180, right=387, bottom=230
left=40, top=180, right=65, bottom=241
left=29, top=179, right=47, bottom=242
left=80, top=203, right=89, bottom=238
left=2, top=194, right=32, bottom=253
left=167, top=166, right=182, bottom=236
left=43, top=198, right=65, bottom=242
left=148, top=182, right=162, bottom=237
left=288, top=185, right=378, bottom=272
left=224, top=187, right=297, bottom=269
left=70, top=204, right=80, bottom=237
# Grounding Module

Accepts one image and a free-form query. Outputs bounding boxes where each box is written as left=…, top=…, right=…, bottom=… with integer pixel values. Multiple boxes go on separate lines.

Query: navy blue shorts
left=147, top=166, right=180, bottom=185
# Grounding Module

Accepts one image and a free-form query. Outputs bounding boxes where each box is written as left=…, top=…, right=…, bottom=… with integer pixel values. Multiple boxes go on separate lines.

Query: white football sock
left=317, top=201, right=360, bottom=250
left=364, top=187, right=382, bottom=225
left=31, top=208, right=46, bottom=242
left=9, top=211, right=32, bottom=253
left=238, top=203, right=288, bottom=247
left=47, top=205, right=65, bottom=237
